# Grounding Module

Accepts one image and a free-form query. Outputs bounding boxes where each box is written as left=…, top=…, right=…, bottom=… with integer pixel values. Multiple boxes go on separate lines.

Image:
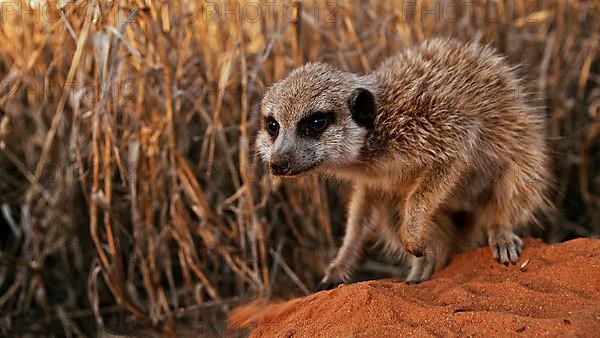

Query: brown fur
left=256, top=38, right=552, bottom=286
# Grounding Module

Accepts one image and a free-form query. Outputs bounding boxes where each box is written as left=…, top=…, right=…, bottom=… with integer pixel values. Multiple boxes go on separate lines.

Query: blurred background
left=0, top=0, right=598, bottom=336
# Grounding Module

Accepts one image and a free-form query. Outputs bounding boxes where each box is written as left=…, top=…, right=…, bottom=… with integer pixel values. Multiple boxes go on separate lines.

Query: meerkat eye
left=265, top=116, right=279, bottom=138
left=298, top=112, right=334, bottom=137
left=310, top=115, right=328, bottom=132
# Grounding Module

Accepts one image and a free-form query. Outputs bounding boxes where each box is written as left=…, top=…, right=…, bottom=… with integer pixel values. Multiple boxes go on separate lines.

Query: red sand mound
left=230, top=238, right=600, bottom=337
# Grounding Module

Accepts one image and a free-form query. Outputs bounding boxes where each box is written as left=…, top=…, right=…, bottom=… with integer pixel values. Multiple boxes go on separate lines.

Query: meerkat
left=256, top=38, right=552, bottom=288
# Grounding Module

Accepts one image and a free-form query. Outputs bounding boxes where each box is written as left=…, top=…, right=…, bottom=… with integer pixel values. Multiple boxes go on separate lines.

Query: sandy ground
left=230, top=238, right=600, bottom=337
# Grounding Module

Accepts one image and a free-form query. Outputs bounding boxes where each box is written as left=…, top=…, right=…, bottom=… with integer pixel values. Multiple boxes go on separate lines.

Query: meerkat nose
left=270, top=154, right=291, bottom=175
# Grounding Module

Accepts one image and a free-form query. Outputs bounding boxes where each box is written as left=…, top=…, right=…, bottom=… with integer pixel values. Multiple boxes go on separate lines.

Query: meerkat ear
left=348, top=88, right=376, bottom=129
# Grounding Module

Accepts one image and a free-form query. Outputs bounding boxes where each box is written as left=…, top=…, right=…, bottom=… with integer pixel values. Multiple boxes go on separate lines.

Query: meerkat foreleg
left=317, top=184, right=374, bottom=291
left=405, top=210, right=456, bottom=284
left=399, top=163, right=462, bottom=258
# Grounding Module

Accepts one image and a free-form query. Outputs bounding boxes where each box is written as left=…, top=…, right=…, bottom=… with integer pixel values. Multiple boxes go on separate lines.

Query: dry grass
left=0, top=0, right=598, bottom=336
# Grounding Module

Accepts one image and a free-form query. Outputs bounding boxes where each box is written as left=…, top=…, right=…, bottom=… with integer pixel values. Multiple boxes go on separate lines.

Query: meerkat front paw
left=488, top=229, right=523, bottom=265
left=405, top=251, right=436, bottom=285
left=316, top=263, right=350, bottom=292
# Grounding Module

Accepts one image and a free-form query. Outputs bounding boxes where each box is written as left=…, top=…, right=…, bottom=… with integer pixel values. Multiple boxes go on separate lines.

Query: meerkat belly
left=367, top=195, right=408, bottom=256
left=375, top=222, right=408, bottom=256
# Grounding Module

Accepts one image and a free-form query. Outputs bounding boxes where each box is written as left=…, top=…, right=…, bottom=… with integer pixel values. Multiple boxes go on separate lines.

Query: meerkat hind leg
left=483, top=164, right=527, bottom=265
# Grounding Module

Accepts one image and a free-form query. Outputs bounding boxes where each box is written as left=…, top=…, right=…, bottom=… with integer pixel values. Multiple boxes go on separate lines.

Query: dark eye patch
left=264, top=115, right=279, bottom=139
left=297, top=111, right=335, bottom=138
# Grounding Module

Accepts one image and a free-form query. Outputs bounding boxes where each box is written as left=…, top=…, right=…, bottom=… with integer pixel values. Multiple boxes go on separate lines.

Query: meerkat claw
left=315, top=280, right=337, bottom=292
left=316, top=273, right=344, bottom=292
left=316, top=263, right=349, bottom=292
left=405, top=251, right=436, bottom=285
left=489, top=230, right=523, bottom=265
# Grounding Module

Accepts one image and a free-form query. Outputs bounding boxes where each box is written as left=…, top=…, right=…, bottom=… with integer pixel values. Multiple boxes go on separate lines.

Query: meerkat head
left=256, top=62, right=377, bottom=177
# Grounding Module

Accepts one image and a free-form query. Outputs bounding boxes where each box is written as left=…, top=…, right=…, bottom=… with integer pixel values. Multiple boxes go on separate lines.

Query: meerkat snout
left=269, top=152, right=291, bottom=176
